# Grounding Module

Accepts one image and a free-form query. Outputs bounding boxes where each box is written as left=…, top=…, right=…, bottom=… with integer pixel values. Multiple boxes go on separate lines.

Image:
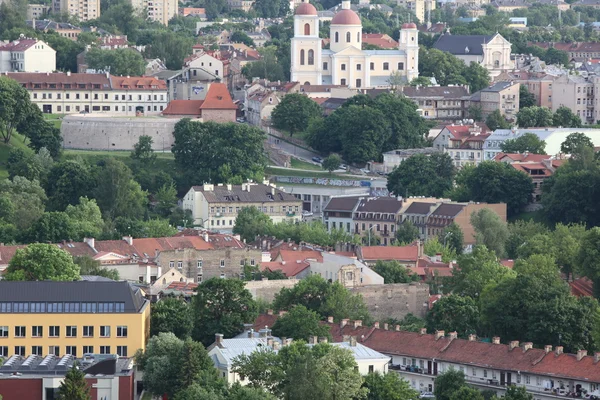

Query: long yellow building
left=0, top=281, right=150, bottom=358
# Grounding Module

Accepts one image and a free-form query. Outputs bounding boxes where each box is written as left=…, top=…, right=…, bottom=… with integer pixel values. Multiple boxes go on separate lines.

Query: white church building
left=291, top=0, right=419, bottom=88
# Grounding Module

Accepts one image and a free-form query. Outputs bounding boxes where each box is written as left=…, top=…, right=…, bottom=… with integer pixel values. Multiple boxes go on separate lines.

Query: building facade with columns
left=291, top=0, right=419, bottom=88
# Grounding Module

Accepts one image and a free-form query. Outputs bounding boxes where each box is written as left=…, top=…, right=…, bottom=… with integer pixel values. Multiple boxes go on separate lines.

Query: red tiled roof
left=110, top=76, right=167, bottom=90
left=359, top=244, right=419, bottom=261
left=311, top=97, right=329, bottom=105
left=444, top=123, right=490, bottom=139
left=362, top=33, right=398, bottom=49
left=500, top=259, right=515, bottom=268
left=162, top=100, right=204, bottom=116
left=531, top=351, right=600, bottom=382
left=570, top=277, right=593, bottom=297
left=510, top=162, right=553, bottom=177
left=277, top=249, right=323, bottom=263
left=252, top=313, right=279, bottom=331
left=0, top=39, right=40, bottom=52
left=493, top=152, right=551, bottom=163
left=260, top=260, right=310, bottom=277
left=7, top=72, right=111, bottom=89
left=200, top=83, right=237, bottom=110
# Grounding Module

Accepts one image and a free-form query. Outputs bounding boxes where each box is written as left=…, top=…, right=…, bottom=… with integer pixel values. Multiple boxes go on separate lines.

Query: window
left=15, top=346, right=25, bottom=356
left=357, top=31, right=360, bottom=42
left=472, top=368, right=476, bottom=376
left=197, top=259, right=203, bottom=268
left=220, top=273, right=226, bottom=279
left=483, top=370, right=488, bottom=378
left=117, top=326, right=128, bottom=338
left=346, top=31, right=351, bottom=42
left=308, top=49, right=314, bottom=65
left=0, top=346, right=7, bottom=356
left=525, top=375, right=530, bottom=384
left=370, top=62, right=374, bottom=70
left=383, top=62, right=389, bottom=70
left=368, top=365, right=374, bottom=373
left=177, top=261, right=183, bottom=269
left=251, top=259, right=255, bottom=266
left=398, top=62, right=404, bottom=70
left=356, top=79, right=362, bottom=88
left=323, top=62, right=328, bottom=70
left=100, top=326, right=110, bottom=337
left=304, top=23, right=310, bottom=35
left=83, top=346, right=94, bottom=354
left=341, top=79, right=347, bottom=85
left=15, top=326, right=25, bottom=337
left=66, top=326, right=77, bottom=337
left=169, top=261, right=175, bottom=268
left=32, top=346, right=43, bottom=355
left=300, top=49, right=305, bottom=65
left=83, top=326, right=94, bottom=337
left=100, top=346, right=111, bottom=354
left=341, top=63, right=346, bottom=71
left=335, top=32, right=339, bottom=42
left=117, top=346, right=128, bottom=357
left=49, top=326, right=60, bottom=337
left=220, top=260, right=225, bottom=267
left=66, top=346, right=77, bottom=356
left=32, top=326, right=43, bottom=337
left=0, top=326, right=7, bottom=337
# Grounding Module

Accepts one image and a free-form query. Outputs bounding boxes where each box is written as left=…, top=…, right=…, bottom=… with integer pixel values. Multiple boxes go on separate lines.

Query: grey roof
left=384, top=148, right=441, bottom=156
left=193, top=183, right=299, bottom=203
left=481, top=81, right=518, bottom=92
left=434, top=34, right=493, bottom=56
left=324, top=196, right=361, bottom=212
left=430, top=203, right=465, bottom=217
left=80, top=275, right=114, bottom=282
left=151, top=69, right=185, bottom=80
left=321, top=97, right=346, bottom=110
left=404, top=201, right=437, bottom=215
left=0, top=354, right=133, bottom=376
left=0, top=281, right=147, bottom=313
left=402, top=85, right=469, bottom=99
left=356, top=197, right=403, bottom=213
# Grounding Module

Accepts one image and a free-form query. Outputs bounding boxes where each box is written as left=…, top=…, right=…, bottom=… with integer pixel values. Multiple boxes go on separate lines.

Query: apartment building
left=130, top=0, right=178, bottom=25
left=0, top=281, right=150, bottom=359
left=227, top=0, right=254, bottom=12
left=0, top=38, right=56, bottom=73
left=401, top=85, right=470, bottom=121
left=432, top=123, right=491, bottom=168
left=495, top=71, right=556, bottom=109
left=395, top=0, right=435, bottom=24
left=529, top=41, right=600, bottom=62
left=182, top=182, right=303, bottom=231
left=552, top=74, right=597, bottom=124
left=402, top=201, right=439, bottom=239
left=26, top=4, right=50, bottom=19
left=382, top=148, right=442, bottom=174
left=469, top=81, right=520, bottom=120
left=52, top=0, right=100, bottom=21
left=7, top=72, right=168, bottom=115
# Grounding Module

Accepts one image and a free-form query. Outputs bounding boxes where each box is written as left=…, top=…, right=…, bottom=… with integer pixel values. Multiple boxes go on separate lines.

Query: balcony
left=286, top=211, right=296, bottom=217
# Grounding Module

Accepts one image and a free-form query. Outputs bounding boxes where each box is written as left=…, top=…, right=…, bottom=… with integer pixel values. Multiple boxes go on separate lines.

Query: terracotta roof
left=443, top=123, right=490, bottom=139
left=362, top=33, right=398, bottom=49
left=529, top=41, right=600, bottom=54
left=200, top=83, right=237, bottom=110
left=418, top=23, right=446, bottom=34
left=402, top=22, right=417, bottom=29
left=570, top=277, right=593, bottom=297
left=0, top=39, right=40, bottom=52
left=0, top=245, right=27, bottom=266
left=110, top=76, right=167, bottom=90
left=359, top=244, right=419, bottom=261
left=162, top=100, right=203, bottom=116
left=494, top=153, right=551, bottom=163
left=331, top=9, right=362, bottom=25
left=276, top=249, right=323, bottom=263
left=312, top=97, right=329, bottom=105
left=295, top=2, right=318, bottom=15
left=510, top=162, right=553, bottom=177
left=252, top=313, right=279, bottom=331
left=7, top=72, right=111, bottom=89
left=260, top=260, right=310, bottom=277
left=531, top=351, right=600, bottom=382
left=500, top=259, right=515, bottom=268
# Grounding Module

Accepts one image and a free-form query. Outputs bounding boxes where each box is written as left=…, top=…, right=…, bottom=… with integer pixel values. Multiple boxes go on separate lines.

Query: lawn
left=63, top=149, right=174, bottom=159
left=0, top=132, right=34, bottom=180
left=43, top=114, right=64, bottom=129
left=141, top=392, right=153, bottom=400
left=290, top=157, right=323, bottom=171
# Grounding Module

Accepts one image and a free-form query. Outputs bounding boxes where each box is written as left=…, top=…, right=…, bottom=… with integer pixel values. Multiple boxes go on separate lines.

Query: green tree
left=242, top=46, right=286, bottom=82
left=553, top=105, right=582, bottom=128
left=504, top=386, right=534, bottom=400
left=26, top=211, right=76, bottom=243
left=506, top=219, right=549, bottom=259
left=470, top=209, right=510, bottom=257
left=233, top=206, right=273, bottom=242
left=485, top=109, right=510, bottom=131
left=410, top=76, right=432, bottom=86
left=442, top=223, right=464, bottom=255
left=74, top=256, right=119, bottom=280
left=372, top=260, right=418, bottom=284
left=543, top=47, right=569, bottom=66
left=142, top=218, right=178, bottom=238
left=395, top=220, right=420, bottom=244
left=363, top=372, right=419, bottom=400
left=577, top=227, right=600, bottom=298
left=192, top=278, right=258, bottom=346
left=45, top=160, right=95, bottom=211
left=86, top=47, right=145, bottom=76
left=553, top=223, right=586, bottom=280
left=469, top=104, right=483, bottom=121
left=423, top=237, right=458, bottom=263
left=230, top=31, right=255, bottom=46
left=272, top=305, right=331, bottom=341
left=65, top=197, right=104, bottom=240
left=18, top=104, right=63, bottom=158
left=57, top=363, right=91, bottom=400
left=131, top=135, right=156, bottom=162
left=464, top=62, right=490, bottom=93
left=434, top=369, right=466, bottom=400
left=143, top=31, right=195, bottom=70
left=450, top=386, right=484, bottom=400
left=501, top=132, right=546, bottom=154
left=0, top=75, right=31, bottom=143
left=227, top=384, right=277, bottom=400
left=519, top=85, right=536, bottom=109
left=4, top=244, right=80, bottom=281
left=151, top=298, right=194, bottom=339
left=272, top=94, right=323, bottom=137
left=154, top=182, right=177, bottom=217
left=426, top=295, right=479, bottom=337
left=387, top=153, right=456, bottom=197
left=560, top=132, right=594, bottom=154
left=0, top=176, right=47, bottom=231
left=322, top=154, right=341, bottom=173
left=516, top=106, right=554, bottom=128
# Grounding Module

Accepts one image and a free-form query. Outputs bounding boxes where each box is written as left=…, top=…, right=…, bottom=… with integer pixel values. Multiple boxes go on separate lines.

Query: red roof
left=362, top=33, right=398, bottom=49
left=295, top=2, right=317, bottom=15
left=110, top=76, right=167, bottom=90
left=510, top=162, right=553, bottom=177
left=402, top=22, right=417, bottom=29
left=162, top=100, right=204, bottom=116
left=331, top=9, right=361, bottom=25
left=494, top=152, right=551, bottom=163
left=200, top=83, right=237, bottom=110
left=570, top=277, right=593, bottom=297
left=500, top=259, right=515, bottom=268
left=252, top=313, right=279, bottom=331
left=0, top=39, right=39, bottom=52
left=359, top=244, right=419, bottom=262
left=276, top=249, right=323, bottom=263
left=444, top=123, right=490, bottom=139
left=260, top=260, right=310, bottom=277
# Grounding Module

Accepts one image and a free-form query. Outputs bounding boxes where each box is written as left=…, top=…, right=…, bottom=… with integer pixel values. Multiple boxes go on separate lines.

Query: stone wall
left=352, top=283, right=430, bottom=320
left=245, top=279, right=299, bottom=303
left=61, top=115, right=179, bottom=151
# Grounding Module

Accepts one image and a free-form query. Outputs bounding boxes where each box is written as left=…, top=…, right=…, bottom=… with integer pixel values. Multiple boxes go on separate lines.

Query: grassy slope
left=290, top=157, right=323, bottom=171
left=0, top=132, right=35, bottom=180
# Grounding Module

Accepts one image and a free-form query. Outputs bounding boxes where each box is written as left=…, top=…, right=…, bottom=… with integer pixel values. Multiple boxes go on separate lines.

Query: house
left=292, top=0, right=419, bottom=88
left=0, top=354, right=136, bottom=400
left=529, top=41, right=600, bottom=62
left=361, top=33, right=399, bottom=49
left=432, top=123, right=491, bottom=168
left=490, top=0, right=569, bottom=12
left=29, top=19, right=84, bottom=40
left=130, top=0, right=178, bottom=25
left=184, top=49, right=228, bottom=82
left=7, top=72, right=168, bottom=115
left=551, top=74, right=597, bottom=124
left=469, top=81, right=520, bottom=120
left=182, top=182, right=303, bottom=230
left=434, top=33, right=513, bottom=77
left=0, top=38, right=56, bottom=73
left=353, top=197, right=404, bottom=246
left=227, top=0, right=253, bottom=12
left=323, top=196, right=362, bottom=235
left=246, top=90, right=280, bottom=126
left=52, top=0, right=100, bottom=21
left=162, top=83, right=237, bottom=122
left=418, top=23, right=446, bottom=36
left=495, top=71, right=556, bottom=109
left=573, top=0, right=600, bottom=7
left=395, top=0, right=436, bottom=25
left=401, top=85, right=470, bottom=121
left=402, top=201, right=439, bottom=239
left=0, top=280, right=149, bottom=359
left=179, top=7, right=207, bottom=18
left=357, top=242, right=422, bottom=266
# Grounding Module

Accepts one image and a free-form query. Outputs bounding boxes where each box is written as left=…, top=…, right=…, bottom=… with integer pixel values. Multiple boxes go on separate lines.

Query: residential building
left=353, top=197, right=404, bottom=246
left=179, top=7, right=207, bottom=18
left=130, top=0, right=178, bottom=25
left=323, top=196, right=362, bottom=235
left=52, top=0, right=100, bottom=21
left=227, top=0, right=253, bottom=12
left=184, top=49, right=228, bottom=82
left=291, top=0, right=419, bottom=88
left=279, top=184, right=370, bottom=214
left=495, top=71, right=556, bottom=109
left=396, top=0, right=435, bottom=24
left=418, top=23, right=446, bottom=36
left=401, top=85, right=470, bottom=120
left=434, top=33, right=512, bottom=77
left=162, top=83, right=237, bottom=122
left=182, top=182, right=303, bottom=230
left=490, top=0, right=569, bottom=11
left=402, top=201, right=439, bottom=239
left=246, top=90, right=280, bottom=126
left=7, top=72, right=168, bottom=115
left=552, top=74, right=597, bottom=124
left=0, top=354, right=136, bottom=400
left=28, top=20, right=84, bottom=40
left=26, top=4, right=50, bottom=19
left=0, top=281, right=150, bottom=358
left=382, top=148, right=441, bottom=173
left=469, top=81, right=520, bottom=120
left=432, top=123, right=491, bottom=168
left=573, top=0, right=600, bottom=7
left=362, top=33, right=399, bottom=49
left=357, top=243, right=422, bottom=266
left=529, top=41, right=600, bottom=62
left=0, top=38, right=56, bottom=73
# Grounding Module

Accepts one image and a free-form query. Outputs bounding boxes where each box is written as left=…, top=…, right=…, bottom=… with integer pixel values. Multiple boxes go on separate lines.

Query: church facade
left=291, top=0, right=419, bottom=88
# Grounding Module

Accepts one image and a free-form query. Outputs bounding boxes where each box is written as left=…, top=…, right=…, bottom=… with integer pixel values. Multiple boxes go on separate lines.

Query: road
left=265, top=133, right=320, bottom=162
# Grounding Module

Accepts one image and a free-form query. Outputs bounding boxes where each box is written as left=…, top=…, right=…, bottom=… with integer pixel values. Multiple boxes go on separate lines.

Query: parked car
left=302, top=211, right=314, bottom=217
left=339, top=164, right=348, bottom=170
left=312, top=156, right=323, bottom=163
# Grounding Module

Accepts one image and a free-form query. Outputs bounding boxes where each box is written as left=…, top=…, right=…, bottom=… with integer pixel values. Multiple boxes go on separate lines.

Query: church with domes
left=291, top=0, right=419, bottom=88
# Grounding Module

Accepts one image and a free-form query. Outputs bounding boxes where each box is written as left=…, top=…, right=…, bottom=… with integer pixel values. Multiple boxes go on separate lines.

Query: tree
left=395, top=220, right=419, bottom=244
left=552, top=223, right=585, bottom=280
left=410, top=76, right=432, bottom=86
left=0, top=176, right=47, bottom=231
left=57, top=364, right=91, bottom=400
left=553, top=106, right=582, bottom=128
left=65, top=197, right=104, bottom=240
left=450, top=386, right=484, bottom=400
left=434, top=369, right=466, bottom=400
left=26, top=211, right=76, bottom=243
left=543, top=47, right=569, bottom=66
left=485, top=110, right=510, bottom=131
left=142, top=218, right=178, bottom=238
left=242, top=46, right=286, bottom=82
left=4, top=243, right=80, bottom=281
left=151, top=298, right=194, bottom=339
left=442, top=223, right=464, bottom=255
left=271, top=305, right=331, bottom=341
left=464, top=62, right=490, bottom=93
left=230, top=31, right=255, bottom=46
left=45, top=160, right=95, bottom=211
left=470, top=209, right=510, bottom=257
left=74, top=256, right=119, bottom=280
left=18, top=104, right=63, bottom=158
left=192, top=278, right=258, bottom=346
left=560, top=132, right=594, bottom=154
left=501, top=132, right=546, bottom=154
left=504, top=386, right=533, bottom=400
left=0, top=76, right=31, bottom=143
left=506, top=219, right=549, bottom=259
left=322, top=154, right=341, bottom=173
left=153, top=182, right=177, bottom=217
left=577, top=227, right=600, bottom=298
left=519, top=85, right=536, bottom=109
left=86, top=47, right=146, bottom=76
left=516, top=106, right=553, bottom=128
left=93, top=158, right=147, bottom=219
left=426, top=295, right=479, bottom=337
left=387, top=153, right=455, bottom=197
left=233, top=206, right=273, bottom=242
left=363, top=372, right=419, bottom=400
left=143, top=31, right=195, bottom=70
left=319, top=282, right=372, bottom=325
left=131, top=135, right=156, bottom=162
left=372, top=261, right=418, bottom=284
left=272, top=94, right=323, bottom=137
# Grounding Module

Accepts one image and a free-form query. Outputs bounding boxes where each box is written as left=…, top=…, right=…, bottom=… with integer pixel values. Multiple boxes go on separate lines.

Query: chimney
left=448, top=331, right=458, bottom=340
left=227, top=184, right=232, bottom=190
left=595, top=352, right=600, bottom=363
left=577, top=350, right=588, bottom=361
left=395, top=325, right=401, bottom=331
left=319, top=337, right=328, bottom=344
left=468, top=334, right=476, bottom=341
left=285, top=338, right=293, bottom=346
left=67, top=70, right=71, bottom=76
left=259, top=329, right=269, bottom=338
left=267, top=309, right=273, bottom=315
left=273, top=341, right=281, bottom=350
left=267, top=337, right=273, bottom=347
left=420, top=328, right=427, bottom=335
left=555, top=346, right=563, bottom=355
left=309, top=336, right=318, bottom=344
left=374, top=322, right=380, bottom=329
left=435, top=330, right=445, bottom=340
left=349, top=336, right=357, bottom=347
left=340, top=319, right=349, bottom=328
left=215, top=333, right=224, bottom=347
left=83, top=237, right=95, bottom=249
left=203, top=232, right=209, bottom=242
left=383, top=323, right=389, bottom=330
left=247, top=329, right=253, bottom=338
left=544, top=345, right=552, bottom=353
left=327, top=316, right=334, bottom=323
left=522, top=342, right=533, bottom=352
left=417, top=240, right=422, bottom=257
left=353, top=320, right=362, bottom=329
left=509, top=341, right=519, bottom=350
left=492, top=337, right=500, bottom=344
left=122, top=236, right=133, bottom=246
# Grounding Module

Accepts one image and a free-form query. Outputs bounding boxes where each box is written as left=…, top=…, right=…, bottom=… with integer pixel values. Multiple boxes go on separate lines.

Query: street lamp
left=367, top=224, right=378, bottom=246
left=443, top=231, right=453, bottom=248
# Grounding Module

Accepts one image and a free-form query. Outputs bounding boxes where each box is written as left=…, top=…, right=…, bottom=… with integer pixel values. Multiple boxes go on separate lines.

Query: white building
left=130, top=0, right=178, bottom=25
left=291, top=0, right=419, bottom=88
left=52, top=0, right=100, bottom=21
left=382, top=148, right=441, bottom=174
left=0, top=38, right=56, bottom=73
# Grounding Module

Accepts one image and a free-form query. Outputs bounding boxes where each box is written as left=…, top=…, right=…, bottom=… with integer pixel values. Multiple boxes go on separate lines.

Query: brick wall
left=352, top=283, right=430, bottom=320
left=245, top=279, right=300, bottom=303
left=202, top=108, right=236, bottom=123
left=0, top=378, right=43, bottom=399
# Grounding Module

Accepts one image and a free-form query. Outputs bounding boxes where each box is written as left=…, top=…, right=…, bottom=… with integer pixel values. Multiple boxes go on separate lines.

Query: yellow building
left=0, top=281, right=150, bottom=358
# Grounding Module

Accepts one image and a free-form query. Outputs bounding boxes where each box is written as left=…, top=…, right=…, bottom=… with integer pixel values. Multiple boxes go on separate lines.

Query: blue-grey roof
left=434, top=34, right=493, bottom=55
left=482, top=81, right=518, bottom=92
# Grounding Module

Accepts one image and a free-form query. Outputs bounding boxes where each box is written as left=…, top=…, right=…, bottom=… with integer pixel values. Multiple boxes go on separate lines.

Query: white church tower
left=290, top=0, right=322, bottom=85
left=398, top=22, right=419, bottom=82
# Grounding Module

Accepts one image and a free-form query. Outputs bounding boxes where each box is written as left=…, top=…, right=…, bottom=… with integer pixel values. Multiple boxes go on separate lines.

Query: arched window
left=346, top=31, right=351, bottom=42
left=300, top=49, right=305, bottom=65
left=335, top=32, right=339, bottom=43
left=304, top=23, right=310, bottom=35
left=308, top=49, right=314, bottom=65
left=357, top=32, right=360, bottom=42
